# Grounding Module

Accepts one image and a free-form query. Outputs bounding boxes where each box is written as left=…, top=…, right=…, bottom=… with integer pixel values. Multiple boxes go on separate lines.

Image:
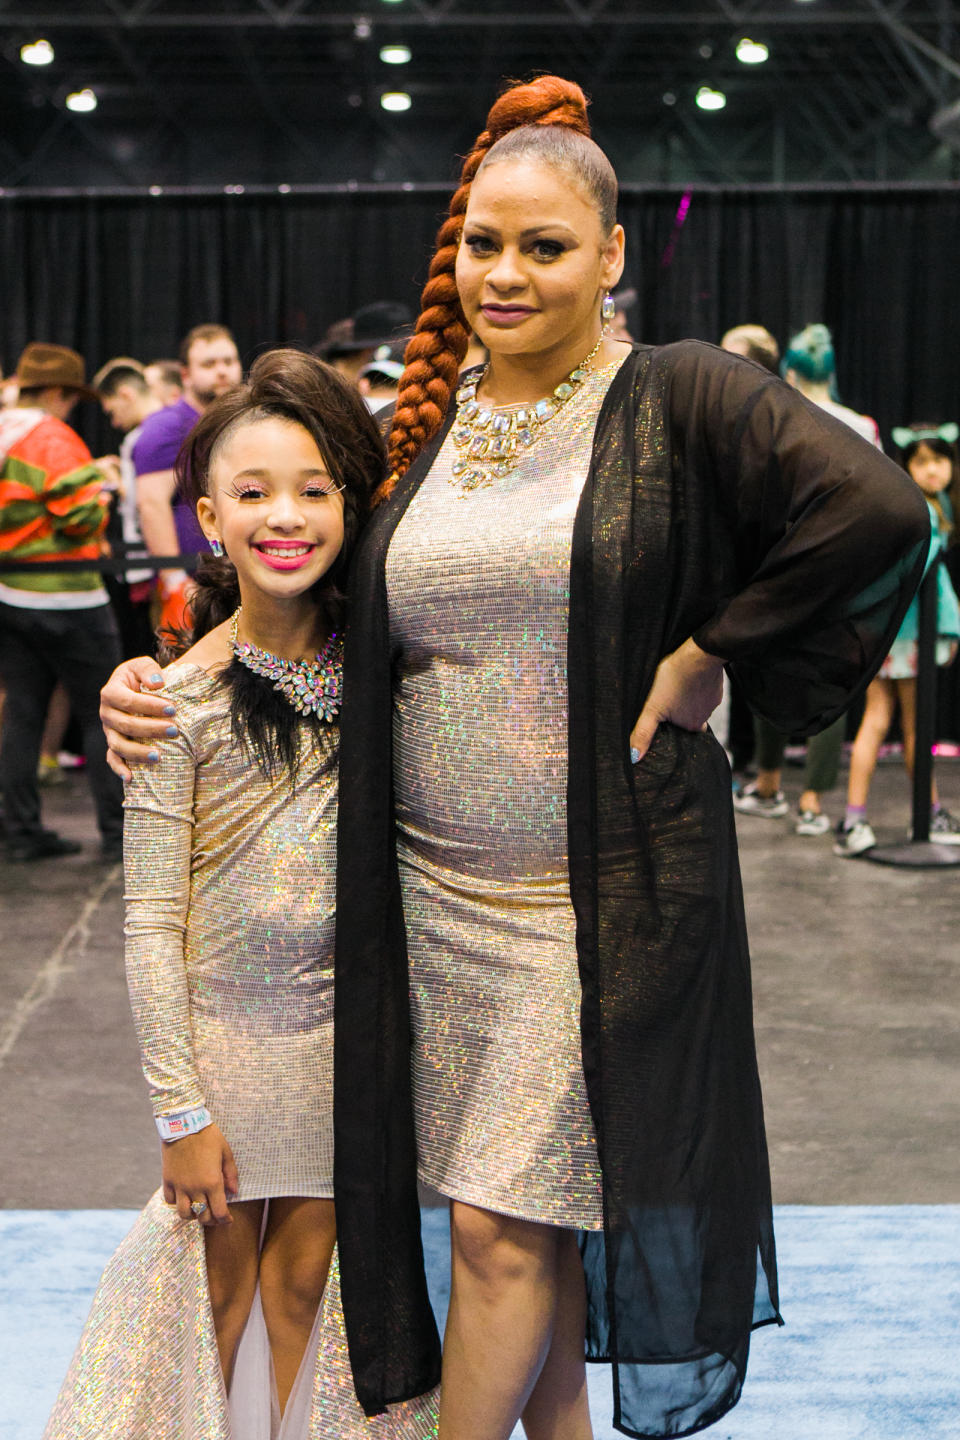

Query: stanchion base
left=865, top=841, right=960, bottom=868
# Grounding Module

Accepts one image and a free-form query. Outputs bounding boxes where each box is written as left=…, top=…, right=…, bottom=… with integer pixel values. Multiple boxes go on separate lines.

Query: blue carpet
left=2, top=1206, right=958, bottom=1440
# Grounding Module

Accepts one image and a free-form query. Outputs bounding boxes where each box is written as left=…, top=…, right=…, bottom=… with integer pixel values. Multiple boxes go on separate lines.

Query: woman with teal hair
left=734, top=322, right=882, bottom=834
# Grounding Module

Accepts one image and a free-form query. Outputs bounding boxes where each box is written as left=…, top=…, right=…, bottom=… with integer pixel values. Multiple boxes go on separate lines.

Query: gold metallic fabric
left=122, top=662, right=338, bottom=1201
left=386, top=359, right=627, bottom=1229
left=43, top=1192, right=439, bottom=1438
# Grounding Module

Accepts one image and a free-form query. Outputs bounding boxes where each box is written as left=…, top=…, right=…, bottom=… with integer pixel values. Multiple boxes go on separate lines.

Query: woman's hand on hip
left=100, top=656, right=175, bottom=780
left=161, top=1123, right=239, bottom=1226
left=630, top=638, right=726, bottom=763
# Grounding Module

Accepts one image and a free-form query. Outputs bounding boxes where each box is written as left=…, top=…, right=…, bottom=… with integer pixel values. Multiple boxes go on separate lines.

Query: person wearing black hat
left=314, top=301, right=412, bottom=386
left=0, top=343, right=124, bottom=861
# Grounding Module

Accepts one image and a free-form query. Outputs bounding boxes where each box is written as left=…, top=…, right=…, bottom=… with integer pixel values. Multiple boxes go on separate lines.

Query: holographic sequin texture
left=43, top=1192, right=440, bottom=1439
left=122, top=662, right=337, bottom=1201
left=386, top=356, right=629, bottom=1229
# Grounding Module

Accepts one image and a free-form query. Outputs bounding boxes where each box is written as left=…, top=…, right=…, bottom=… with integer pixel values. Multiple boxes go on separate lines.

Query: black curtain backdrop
left=3, top=183, right=959, bottom=735
left=4, top=186, right=960, bottom=443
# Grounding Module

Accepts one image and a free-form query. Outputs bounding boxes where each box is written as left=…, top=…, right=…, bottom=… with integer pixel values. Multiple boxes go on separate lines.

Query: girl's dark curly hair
left=166, top=346, right=386, bottom=774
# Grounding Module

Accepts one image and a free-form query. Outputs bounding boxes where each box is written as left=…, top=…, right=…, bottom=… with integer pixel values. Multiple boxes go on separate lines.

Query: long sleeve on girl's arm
left=123, top=730, right=204, bottom=1119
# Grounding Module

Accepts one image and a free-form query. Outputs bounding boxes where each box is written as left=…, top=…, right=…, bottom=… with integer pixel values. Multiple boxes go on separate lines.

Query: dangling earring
left=210, top=538, right=224, bottom=557
left=601, top=291, right=616, bottom=322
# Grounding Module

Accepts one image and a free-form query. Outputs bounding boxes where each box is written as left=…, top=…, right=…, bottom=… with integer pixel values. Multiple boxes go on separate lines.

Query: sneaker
left=733, top=783, right=789, bottom=819
left=36, top=755, right=65, bottom=787
left=833, top=819, right=877, bottom=857
left=5, top=829, right=82, bottom=862
left=919, top=807, right=960, bottom=844
left=795, top=809, right=831, bottom=836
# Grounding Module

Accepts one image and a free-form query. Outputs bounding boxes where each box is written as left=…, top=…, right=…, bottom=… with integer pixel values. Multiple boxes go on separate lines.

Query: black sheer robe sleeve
left=665, top=342, right=930, bottom=731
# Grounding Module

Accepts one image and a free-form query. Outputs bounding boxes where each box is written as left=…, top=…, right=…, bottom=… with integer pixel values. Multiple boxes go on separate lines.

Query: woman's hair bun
left=483, top=76, right=591, bottom=144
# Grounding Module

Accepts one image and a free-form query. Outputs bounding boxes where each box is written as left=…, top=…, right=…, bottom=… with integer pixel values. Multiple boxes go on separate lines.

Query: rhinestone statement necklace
left=450, top=328, right=607, bottom=495
left=229, top=607, right=343, bottom=722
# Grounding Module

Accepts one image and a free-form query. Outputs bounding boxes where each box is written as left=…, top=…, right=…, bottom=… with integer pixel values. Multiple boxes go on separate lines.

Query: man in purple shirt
left=132, top=324, right=242, bottom=629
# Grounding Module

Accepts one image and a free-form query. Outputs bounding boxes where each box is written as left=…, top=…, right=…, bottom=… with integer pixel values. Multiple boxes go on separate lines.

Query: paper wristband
left=155, top=1106, right=213, bottom=1142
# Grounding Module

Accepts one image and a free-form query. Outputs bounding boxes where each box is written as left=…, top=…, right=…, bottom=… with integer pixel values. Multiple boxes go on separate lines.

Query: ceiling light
left=695, top=86, right=726, bottom=111
left=380, top=44, right=411, bottom=64
left=66, top=88, right=98, bottom=113
left=20, top=39, right=54, bottom=66
left=736, top=37, right=769, bottom=64
left=354, top=19, right=372, bottom=39
left=662, top=91, right=677, bottom=107
left=380, top=91, right=411, bottom=112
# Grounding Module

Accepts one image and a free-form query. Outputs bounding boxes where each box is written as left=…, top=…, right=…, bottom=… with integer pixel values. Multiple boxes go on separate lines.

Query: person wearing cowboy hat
left=0, top=342, right=124, bottom=861
left=313, top=301, right=412, bottom=385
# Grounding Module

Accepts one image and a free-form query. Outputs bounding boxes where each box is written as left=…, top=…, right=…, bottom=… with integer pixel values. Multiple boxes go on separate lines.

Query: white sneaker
left=733, top=783, right=789, bottom=819
left=833, top=820, right=877, bottom=857
left=795, top=809, right=831, bottom=836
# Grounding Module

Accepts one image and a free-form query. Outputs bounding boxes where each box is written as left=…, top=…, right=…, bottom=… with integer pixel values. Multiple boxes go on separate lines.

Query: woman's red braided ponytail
left=380, top=76, right=593, bottom=500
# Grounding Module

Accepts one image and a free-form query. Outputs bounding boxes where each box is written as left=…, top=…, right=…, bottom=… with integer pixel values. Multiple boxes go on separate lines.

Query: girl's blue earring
left=210, top=538, right=224, bottom=557
left=601, top=291, right=616, bottom=322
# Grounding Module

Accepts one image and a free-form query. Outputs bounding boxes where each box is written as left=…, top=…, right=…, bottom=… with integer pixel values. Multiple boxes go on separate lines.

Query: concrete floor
left=1, top=757, right=958, bottom=1210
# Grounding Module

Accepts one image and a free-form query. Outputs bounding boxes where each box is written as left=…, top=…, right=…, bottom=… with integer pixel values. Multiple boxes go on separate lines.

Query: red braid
left=380, top=76, right=593, bottom=501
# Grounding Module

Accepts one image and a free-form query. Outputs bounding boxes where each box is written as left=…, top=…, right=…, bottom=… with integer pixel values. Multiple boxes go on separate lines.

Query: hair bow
left=891, top=422, right=959, bottom=449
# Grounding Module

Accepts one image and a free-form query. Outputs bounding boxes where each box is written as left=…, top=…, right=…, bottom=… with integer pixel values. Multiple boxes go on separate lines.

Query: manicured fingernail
left=147, top=749, right=160, bottom=762
left=163, top=704, right=176, bottom=716
left=165, top=725, right=178, bottom=737
left=630, top=747, right=641, bottom=765
left=150, top=673, right=162, bottom=684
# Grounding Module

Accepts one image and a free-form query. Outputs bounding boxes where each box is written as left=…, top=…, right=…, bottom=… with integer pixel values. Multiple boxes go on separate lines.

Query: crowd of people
left=0, top=69, right=953, bottom=1440
left=2, top=309, right=955, bottom=866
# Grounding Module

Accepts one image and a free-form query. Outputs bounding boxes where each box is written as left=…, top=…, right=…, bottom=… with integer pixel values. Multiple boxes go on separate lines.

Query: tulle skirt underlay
left=43, top=1190, right=439, bottom=1440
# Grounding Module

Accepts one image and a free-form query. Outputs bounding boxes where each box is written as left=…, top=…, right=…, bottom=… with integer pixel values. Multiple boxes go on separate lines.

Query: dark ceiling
left=2, top=1, right=960, bottom=190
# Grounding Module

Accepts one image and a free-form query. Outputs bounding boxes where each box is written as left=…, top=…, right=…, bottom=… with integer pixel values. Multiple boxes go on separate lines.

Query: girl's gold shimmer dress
left=44, top=663, right=438, bottom=1440
left=386, top=358, right=627, bottom=1231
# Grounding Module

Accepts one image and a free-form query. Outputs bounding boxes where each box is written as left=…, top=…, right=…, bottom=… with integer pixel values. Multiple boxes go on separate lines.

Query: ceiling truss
left=2, top=0, right=960, bottom=188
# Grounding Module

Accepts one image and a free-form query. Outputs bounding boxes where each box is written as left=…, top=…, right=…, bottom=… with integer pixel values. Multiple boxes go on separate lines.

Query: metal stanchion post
left=867, top=555, right=960, bottom=868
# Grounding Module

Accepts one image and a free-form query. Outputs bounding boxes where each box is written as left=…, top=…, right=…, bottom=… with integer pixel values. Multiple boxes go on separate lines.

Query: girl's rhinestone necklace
left=229, top=606, right=343, bottom=722
left=450, top=327, right=608, bottom=495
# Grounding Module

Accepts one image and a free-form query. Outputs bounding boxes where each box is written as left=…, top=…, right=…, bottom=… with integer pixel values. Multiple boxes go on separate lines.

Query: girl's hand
left=100, top=657, right=175, bottom=780
left=630, top=638, right=726, bottom=763
left=161, top=1123, right=239, bottom=1227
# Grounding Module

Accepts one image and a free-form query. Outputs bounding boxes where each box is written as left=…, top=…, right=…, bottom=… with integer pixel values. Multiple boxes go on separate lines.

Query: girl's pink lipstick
left=253, top=540, right=315, bottom=571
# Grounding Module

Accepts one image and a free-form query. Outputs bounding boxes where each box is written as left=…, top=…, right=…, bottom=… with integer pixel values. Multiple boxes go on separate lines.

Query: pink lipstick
left=253, top=540, right=316, bottom=572
left=481, top=304, right=536, bottom=326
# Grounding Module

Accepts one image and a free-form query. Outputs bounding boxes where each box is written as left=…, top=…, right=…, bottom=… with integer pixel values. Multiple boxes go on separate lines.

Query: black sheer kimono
left=333, top=342, right=929, bottom=1437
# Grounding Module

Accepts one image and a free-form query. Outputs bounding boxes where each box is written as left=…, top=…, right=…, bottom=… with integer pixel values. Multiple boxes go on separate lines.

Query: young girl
left=835, top=422, right=960, bottom=856
left=44, top=349, right=439, bottom=1439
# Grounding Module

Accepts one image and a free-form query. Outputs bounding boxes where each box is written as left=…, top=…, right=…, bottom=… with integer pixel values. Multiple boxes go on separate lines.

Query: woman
left=102, top=79, right=929, bottom=1440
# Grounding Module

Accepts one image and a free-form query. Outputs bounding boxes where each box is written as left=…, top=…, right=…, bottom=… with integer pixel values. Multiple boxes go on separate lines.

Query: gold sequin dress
left=44, top=662, right=439, bottom=1440
left=386, top=359, right=627, bottom=1231
left=123, top=661, right=337, bottom=1201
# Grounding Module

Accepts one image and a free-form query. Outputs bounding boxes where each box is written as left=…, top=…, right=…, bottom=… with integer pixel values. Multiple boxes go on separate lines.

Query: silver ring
left=190, top=1199, right=208, bottom=1216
